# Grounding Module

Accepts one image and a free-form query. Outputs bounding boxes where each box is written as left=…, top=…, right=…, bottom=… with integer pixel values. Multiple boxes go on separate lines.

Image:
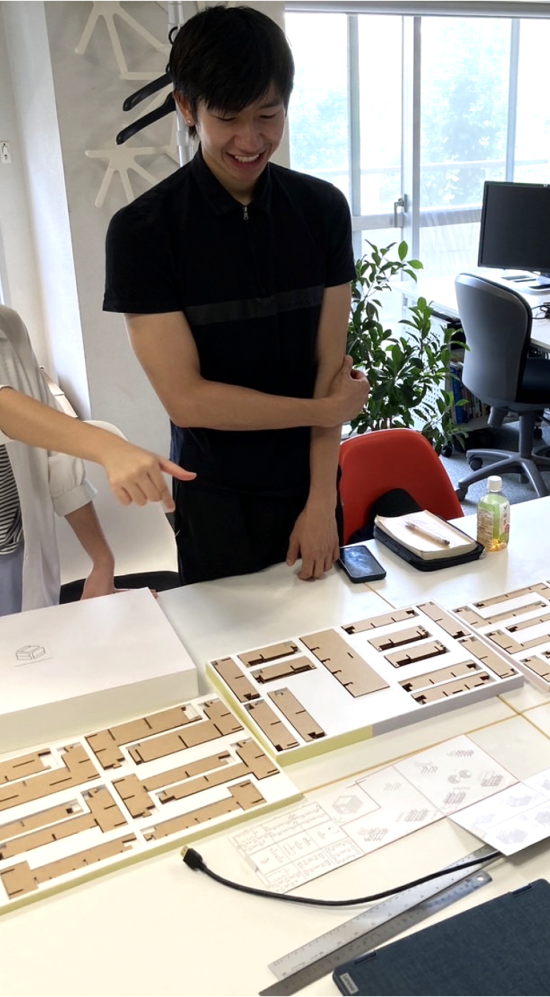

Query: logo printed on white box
left=14, top=644, right=52, bottom=665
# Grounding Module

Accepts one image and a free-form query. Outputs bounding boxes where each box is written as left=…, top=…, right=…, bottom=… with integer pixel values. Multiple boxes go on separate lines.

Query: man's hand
left=100, top=444, right=196, bottom=513
left=286, top=502, right=340, bottom=581
left=324, top=355, right=370, bottom=427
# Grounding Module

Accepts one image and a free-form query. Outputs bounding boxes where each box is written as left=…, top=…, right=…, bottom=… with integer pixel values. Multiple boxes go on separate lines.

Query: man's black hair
left=168, top=5, right=294, bottom=138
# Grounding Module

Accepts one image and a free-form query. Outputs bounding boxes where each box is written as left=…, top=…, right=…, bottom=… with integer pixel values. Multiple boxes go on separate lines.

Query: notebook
left=333, top=879, right=550, bottom=996
left=374, top=509, right=477, bottom=561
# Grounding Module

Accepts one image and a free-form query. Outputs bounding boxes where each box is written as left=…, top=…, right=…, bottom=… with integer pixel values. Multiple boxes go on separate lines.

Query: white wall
left=0, top=4, right=49, bottom=368
left=0, top=0, right=288, bottom=454
left=43, top=0, right=173, bottom=444
left=3, top=1, right=90, bottom=414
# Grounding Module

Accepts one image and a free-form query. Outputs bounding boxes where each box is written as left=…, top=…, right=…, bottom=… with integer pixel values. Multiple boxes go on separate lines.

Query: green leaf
left=348, top=242, right=455, bottom=450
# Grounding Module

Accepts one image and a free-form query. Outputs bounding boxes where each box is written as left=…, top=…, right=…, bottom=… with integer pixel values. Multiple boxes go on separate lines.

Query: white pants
left=0, top=542, right=24, bottom=616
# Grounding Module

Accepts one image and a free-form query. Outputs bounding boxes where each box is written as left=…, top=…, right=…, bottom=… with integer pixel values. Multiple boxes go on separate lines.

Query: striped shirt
left=0, top=443, right=23, bottom=554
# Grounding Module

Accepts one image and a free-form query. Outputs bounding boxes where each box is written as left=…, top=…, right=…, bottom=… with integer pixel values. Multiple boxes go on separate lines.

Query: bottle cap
left=488, top=475, right=503, bottom=492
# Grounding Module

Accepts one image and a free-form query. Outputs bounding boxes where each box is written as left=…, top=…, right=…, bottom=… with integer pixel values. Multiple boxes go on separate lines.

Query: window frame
left=285, top=3, right=549, bottom=273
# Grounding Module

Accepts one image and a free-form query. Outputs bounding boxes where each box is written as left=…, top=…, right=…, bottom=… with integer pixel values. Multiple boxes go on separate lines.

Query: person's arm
left=126, top=311, right=368, bottom=431
left=63, top=501, right=117, bottom=600
left=0, top=387, right=196, bottom=512
left=287, top=283, right=368, bottom=580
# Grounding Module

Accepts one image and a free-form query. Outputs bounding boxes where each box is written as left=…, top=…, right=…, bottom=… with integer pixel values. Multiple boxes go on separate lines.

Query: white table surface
left=2, top=497, right=550, bottom=997
left=366, top=495, right=549, bottom=611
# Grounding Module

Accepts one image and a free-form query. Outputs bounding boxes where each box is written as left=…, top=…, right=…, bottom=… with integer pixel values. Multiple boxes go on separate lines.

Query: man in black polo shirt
left=104, top=5, right=369, bottom=584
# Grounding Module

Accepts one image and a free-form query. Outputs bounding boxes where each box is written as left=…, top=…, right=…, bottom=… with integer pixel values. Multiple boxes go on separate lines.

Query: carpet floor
left=440, top=420, right=550, bottom=514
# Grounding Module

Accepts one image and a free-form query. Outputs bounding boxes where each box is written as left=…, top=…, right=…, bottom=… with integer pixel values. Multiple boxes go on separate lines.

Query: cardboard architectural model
left=0, top=695, right=299, bottom=913
left=207, top=602, right=523, bottom=763
left=453, top=581, right=550, bottom=691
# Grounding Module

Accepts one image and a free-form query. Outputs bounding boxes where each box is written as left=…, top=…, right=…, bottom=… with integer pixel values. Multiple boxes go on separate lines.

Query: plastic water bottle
left=476, top=475, right=510, bottom=552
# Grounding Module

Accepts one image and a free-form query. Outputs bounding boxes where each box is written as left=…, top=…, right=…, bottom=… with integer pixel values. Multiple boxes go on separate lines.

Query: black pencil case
left=373, top=524, right=485, bottom=571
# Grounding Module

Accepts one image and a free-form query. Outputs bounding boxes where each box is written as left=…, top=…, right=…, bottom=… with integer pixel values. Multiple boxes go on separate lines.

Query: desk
left=368, top=494, right=550, bottom=612
left=398, top=271, right=550, bottom=353
left=2, top=499, right=550, bottom=997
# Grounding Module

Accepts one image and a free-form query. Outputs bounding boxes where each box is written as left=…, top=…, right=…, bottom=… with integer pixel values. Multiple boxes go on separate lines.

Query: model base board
left=453, top=581, right=550, bottom=691
left=206, top=601, right=523, bottom=763
left=0, top=696, right=299, bottom=914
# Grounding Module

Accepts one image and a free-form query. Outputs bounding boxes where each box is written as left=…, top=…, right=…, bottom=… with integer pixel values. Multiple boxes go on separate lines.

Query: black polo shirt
left=104, top=148, right=355, bottom=495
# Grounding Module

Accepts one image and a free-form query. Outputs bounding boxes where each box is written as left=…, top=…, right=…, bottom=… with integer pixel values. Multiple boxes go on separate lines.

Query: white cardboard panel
left=0, top=589, right=198, bottom=751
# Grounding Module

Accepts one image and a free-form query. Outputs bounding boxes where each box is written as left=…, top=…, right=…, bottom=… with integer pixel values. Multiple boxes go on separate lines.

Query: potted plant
left=347, top=240, right=467, bottom=454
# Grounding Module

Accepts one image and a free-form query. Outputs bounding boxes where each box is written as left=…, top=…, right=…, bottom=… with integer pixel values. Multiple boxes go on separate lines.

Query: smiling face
left=176, top=84, right=286, bottom=203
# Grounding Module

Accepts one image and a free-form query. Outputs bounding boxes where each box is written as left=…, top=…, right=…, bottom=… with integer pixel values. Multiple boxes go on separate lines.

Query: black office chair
left=454, top=273, right=550, bottom=500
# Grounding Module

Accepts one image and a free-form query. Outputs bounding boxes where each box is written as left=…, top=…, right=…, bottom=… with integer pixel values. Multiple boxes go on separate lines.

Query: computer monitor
left=478, top=180, right=550, bottom=286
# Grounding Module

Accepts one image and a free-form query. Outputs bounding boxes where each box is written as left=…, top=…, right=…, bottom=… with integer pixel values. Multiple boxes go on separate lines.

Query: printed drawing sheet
left=450, top=767, right=550, bottom=855
left=232, top=735, right=517, bottom=892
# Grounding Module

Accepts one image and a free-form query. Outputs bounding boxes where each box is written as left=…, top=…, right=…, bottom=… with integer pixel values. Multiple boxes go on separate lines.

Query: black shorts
left=173, top=480, right=342, bottom=585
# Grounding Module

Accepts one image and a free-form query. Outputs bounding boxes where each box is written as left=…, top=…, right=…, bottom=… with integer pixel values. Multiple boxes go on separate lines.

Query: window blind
left=285, top=0, right=550, bottom=18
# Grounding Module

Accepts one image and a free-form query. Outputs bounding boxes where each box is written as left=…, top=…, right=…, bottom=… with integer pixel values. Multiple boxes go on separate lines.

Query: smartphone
left=338, top=543, right=387, bottom=583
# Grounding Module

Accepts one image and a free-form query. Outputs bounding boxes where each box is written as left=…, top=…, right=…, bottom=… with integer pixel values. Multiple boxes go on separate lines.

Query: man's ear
left=174, top=92, right=194, bottom=127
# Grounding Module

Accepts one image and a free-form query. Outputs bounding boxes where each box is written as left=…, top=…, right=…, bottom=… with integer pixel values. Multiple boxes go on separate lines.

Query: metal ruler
left=259, top=845, right=496, bottom=996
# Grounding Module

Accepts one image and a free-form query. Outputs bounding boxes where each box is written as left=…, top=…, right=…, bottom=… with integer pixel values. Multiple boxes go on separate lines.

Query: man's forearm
left=127, top=308, right=368, bottom=432
left=306, top=425, right=342, bottom=508
left=162, top=377, right=354, bottom=432
left=305, top=342, right=349, bottom=511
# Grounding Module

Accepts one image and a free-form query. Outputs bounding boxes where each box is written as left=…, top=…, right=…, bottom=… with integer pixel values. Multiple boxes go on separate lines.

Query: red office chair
left=339, top=428, right=463, bottom=544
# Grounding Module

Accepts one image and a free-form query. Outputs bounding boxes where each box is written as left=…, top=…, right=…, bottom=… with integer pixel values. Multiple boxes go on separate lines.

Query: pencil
left=405, top=522, right=451, bottom=547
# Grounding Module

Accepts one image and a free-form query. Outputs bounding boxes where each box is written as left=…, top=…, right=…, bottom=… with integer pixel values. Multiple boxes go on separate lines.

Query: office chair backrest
left=339, top=428, right=463, bottom=544
left=455, top=273, right=532, bottom=406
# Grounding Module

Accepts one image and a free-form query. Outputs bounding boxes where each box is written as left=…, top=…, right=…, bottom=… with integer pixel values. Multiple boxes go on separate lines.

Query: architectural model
left=453, top=581, right=550, bottom=691
left=0, top=695, right=299, bottom=914
left=207, top=601, right=523, bottom=763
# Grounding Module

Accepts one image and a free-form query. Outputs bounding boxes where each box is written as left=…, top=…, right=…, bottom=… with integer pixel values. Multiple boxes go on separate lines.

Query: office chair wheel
left=455, top=487, right=467, bottom=502
left=468, top=456, right=483, bottom=471
left=535, top=425, right=543, bottom=439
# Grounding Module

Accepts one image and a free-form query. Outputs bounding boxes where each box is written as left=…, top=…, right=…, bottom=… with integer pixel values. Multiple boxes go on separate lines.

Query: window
left=286, top=6, right=550, bottom=277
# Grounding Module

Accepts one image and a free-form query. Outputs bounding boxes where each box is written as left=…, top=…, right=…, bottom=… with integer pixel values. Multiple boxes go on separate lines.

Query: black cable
left=181, top=845, right=500, bottom=907
left=533, top=301, right=550, bottom=320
